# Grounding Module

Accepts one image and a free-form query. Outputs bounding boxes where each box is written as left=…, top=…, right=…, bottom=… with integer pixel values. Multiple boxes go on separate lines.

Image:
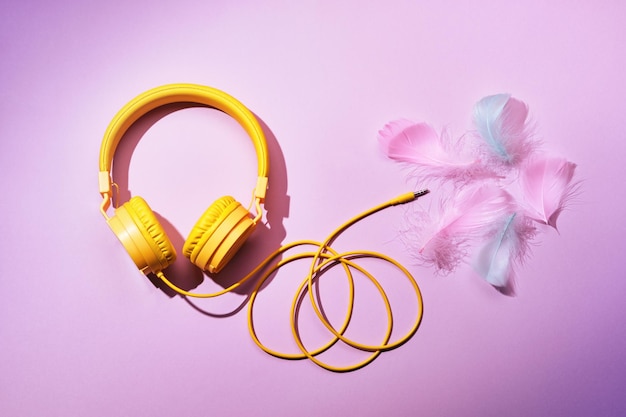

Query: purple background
left=1, top=1, right=625, bottom=416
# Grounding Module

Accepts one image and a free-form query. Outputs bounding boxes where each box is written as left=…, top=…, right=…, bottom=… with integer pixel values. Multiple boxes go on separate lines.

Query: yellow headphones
left=99, top=83, right=429, bottom=372
left=98, top=83, right=270, bottom=275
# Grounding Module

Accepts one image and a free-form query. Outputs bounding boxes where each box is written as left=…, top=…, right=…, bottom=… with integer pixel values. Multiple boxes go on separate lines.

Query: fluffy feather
left=381, top=95, right=578, bottom=291
left=411, top=184, right=514, bottom=273
left=473, top=94, right=535, bottom=168
left=474, top=213, right=536, bottom=291
left=378, top=119, right=493, bottom=184
left=520, top=155, right=578, bottom=229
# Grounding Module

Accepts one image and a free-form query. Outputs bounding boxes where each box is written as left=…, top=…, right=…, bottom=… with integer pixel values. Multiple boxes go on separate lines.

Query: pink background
left=1, top=0, right=625, bottom=416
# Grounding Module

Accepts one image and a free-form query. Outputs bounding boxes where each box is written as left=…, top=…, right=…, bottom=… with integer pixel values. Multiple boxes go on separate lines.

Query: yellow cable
left=156, top=190, right=428, bottom=372
left=248, top=245, right=355, bottom=360
left=287, top=252, right=393, bottom=372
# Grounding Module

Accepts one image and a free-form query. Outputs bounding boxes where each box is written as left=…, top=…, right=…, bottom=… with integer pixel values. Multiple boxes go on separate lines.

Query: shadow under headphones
left=98, top=83, right=270, bottom=276
left=98, top=83, right=430, bottom=372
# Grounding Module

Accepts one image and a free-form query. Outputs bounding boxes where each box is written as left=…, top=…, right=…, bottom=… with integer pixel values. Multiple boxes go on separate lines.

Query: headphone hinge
left=100, top=196, right=111, bottom=220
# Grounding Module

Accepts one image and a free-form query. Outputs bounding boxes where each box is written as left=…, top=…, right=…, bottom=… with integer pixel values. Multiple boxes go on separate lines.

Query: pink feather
left=519, top=155, right=578, bottom=229
left=380, top=95, right=578, bottom=291
left=409, top=184, right=515, bottom=273
left=473, top=94, right=536, bottom=169
left=473, top=212, right=536, bottom=292
left=378, top=119, right=493, bottom=184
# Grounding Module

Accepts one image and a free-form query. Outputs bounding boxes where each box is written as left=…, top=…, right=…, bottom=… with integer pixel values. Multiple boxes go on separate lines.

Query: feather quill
left=474, top=212, right=536, bottom=291
left=411, top=184, right=514, bottom=273
left=473, top=94, right=534, bottom=168
left=378, top=119, right=493, bottom=184
left=520, top=155, right=578, bottom=229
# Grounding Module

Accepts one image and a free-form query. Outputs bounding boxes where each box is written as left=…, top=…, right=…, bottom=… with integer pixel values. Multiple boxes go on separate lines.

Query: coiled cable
left=156, top=190, right=428, bottom=372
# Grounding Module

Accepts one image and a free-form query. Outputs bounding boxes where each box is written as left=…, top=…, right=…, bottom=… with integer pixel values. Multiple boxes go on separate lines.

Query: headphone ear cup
left=183, top=196, right=256, bottom=274
left=107, top=196, right=177, bottom=274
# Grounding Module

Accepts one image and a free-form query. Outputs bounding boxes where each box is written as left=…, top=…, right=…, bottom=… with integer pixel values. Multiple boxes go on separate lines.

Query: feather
left=473, top=94, right=535, bottom=168
left=519, top=155, right=578, bottom=229
left=474, top=213, right=536, bottom=291
left=411, top=184, right=514, bottom=273
left=378, top=119, right=494, bottom=184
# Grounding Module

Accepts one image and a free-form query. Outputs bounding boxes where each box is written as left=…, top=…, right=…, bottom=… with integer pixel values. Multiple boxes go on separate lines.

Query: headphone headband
left=98, top=83, right=269, bottom=204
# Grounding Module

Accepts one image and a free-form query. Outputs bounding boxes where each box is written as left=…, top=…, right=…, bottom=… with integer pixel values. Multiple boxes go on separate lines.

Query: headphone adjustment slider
left=99, top=171, right=112, bottom=196
left=254, top=176, right=269, bottom=202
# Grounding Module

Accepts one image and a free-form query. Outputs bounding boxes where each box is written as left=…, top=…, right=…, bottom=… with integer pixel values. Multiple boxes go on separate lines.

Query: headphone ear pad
left=107, top=196, right=177, bottom=274
left=183, top=196, right=256, bottom=274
